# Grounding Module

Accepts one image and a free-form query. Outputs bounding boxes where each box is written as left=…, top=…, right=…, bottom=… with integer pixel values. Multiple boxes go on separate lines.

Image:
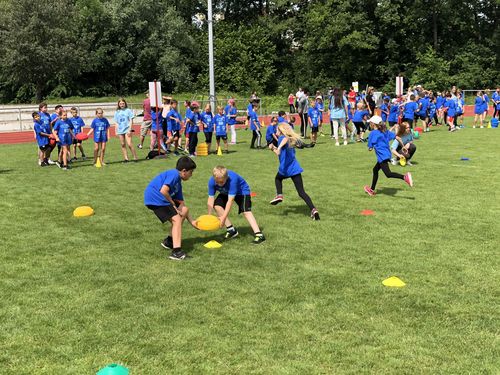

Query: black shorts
left=204, top=131, right=213, bottom=143
left=147, top=204, right=178, bottom=223
left=267, top=139, right=278, bottom=147
left=214, top=194, right=251, bottom=214
left=72, top=138, right=81, bottom=145
left=216, top=135, right=227, bottom=141
left=168, top=130, right=180, bottom=139
left=417, top=114, right=427, bottom=121
left=311, top=127, right=319, bottom=134
left=39, top=144, right=50, bottom=151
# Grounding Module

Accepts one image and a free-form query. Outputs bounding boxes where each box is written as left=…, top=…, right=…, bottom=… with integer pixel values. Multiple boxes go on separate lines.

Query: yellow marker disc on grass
left=382, top=276, right=406, bottom=288
left=196, top=215, right=220, bottom=231
left=204, top=240, right=222, bottom=249
left=73, top=206, right=95, bottom=217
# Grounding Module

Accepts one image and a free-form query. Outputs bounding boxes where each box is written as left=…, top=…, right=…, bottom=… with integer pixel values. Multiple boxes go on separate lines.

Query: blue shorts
left=94, top=136, right=107, bottom=143
left=474, top=107, right=483, bottom=115
left=59, top=134, right=72, bottom=146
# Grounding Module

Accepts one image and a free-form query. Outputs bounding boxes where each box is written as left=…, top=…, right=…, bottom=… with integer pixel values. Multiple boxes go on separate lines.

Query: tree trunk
left=432, top=0, right=438, bottom=50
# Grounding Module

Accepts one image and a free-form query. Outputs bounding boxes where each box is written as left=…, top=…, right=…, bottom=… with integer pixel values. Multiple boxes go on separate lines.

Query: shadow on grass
left=282, top=204, right=310, bottom=216
left=0, top=169, right=13, bottom=174
left=377, top=187, right=415, bottom=199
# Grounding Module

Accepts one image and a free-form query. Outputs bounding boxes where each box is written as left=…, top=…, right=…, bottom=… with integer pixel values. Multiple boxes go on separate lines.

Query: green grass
left=0, top=120, right=499, bottom=374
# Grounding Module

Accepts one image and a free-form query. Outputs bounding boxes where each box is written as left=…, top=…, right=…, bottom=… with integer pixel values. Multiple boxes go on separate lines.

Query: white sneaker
left=47, top=159, right=56, bottom=165
left=343, top=140, right=348, bottom=146
left=335, top=142, right=340, bottom=146
left=38, top=160, right=42, bottom=166
left=406, top=161, right=413, bottom=166
left=480, top=126, right=484, bottom=128
left=473, top=126, right=476, bottom=128
left=391, top=159, right=397, bottom=165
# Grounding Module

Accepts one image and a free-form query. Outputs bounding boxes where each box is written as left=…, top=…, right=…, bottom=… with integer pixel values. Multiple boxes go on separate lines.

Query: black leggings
left=353, top=121, right=365, bottom=134
left=300, top=113, right=309, bottom=137
left=251, top=130, right=262, bottom=148
left=188, top=132, right=198, bottom=155
left=275, top=173, right=315, bottom=211
left=371, top=160, right=404, bottom=190
left=396, top=143, right=416, bottom=160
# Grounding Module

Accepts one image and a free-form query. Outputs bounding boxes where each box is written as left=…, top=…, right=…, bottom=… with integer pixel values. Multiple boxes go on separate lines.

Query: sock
left=173, top=247, right=182, bottom=253
left=226, top=225, right=235, bottom=232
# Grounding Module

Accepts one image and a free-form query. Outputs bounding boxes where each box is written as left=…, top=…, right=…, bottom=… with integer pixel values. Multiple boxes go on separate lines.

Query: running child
left=269, top=123, right=320, bottom=220
left=33, top=112, right=54, bottom=166
left=87, top=108, right=110, bottom=166
left=144, top=156, right=198, bottom=261
left=363, top=116, right=413, bottom=196
left=207, top=166, right=265, bottom=244
left=307, top=99, right=321, bottom=144
left=214, top=106, right=229, bottom=153
left=166, top=100, right=182, bottom=155
left=69, top=107, right=86, bottom=161
left=201, top=103, right=214, bottom=153
left=114, top=98, right=138, bottom=163
left=52, top=110, right=74, bottom=170
left=352, top=102, right=369, bottom=142
left=402, top=94, right=418, bottom=128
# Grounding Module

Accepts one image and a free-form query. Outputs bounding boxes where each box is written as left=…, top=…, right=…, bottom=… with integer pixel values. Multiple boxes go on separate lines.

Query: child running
left=269, top=123, right=320, bottom=220
left=363, top=116, right=413, bottom=196
left=214, top=106, right=229, bottom=154
left=87, top=108, right=110, bottom=166
left=69, top=107, right=86, bottom=161
left=144, top=156, right=198, bottom=261
left=207, top=166, right=265, bottom=244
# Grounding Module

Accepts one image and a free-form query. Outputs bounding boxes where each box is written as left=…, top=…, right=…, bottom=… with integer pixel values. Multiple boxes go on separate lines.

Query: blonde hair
left=217, top=105, right=223, bottom=112
left=277, top=123, right=301, bottom=147
left=213, top=165, right=228, bottom=179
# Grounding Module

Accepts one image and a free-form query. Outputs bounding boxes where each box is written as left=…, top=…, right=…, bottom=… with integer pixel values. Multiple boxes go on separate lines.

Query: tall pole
left=207, top=0, right=216, bottom=110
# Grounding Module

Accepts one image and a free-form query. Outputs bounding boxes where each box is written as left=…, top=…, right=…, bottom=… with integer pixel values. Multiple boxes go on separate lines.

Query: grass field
left=0, top=122, right=499, bottom=374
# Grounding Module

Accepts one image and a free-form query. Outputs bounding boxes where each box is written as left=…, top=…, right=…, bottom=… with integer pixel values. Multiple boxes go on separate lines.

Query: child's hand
left=368, top=148, right=373, bottom=151
left=191, top=220, right=199, bottom=230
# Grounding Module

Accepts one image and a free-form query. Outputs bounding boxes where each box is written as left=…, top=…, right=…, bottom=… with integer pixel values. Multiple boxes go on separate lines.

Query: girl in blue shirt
left=388, top=99, right=400, bottom=128
left=269, top=123, right=320, bottom=220
left=201, top=104, right=214, bottom=154
left=114, top=98, right=138, bottom=163
left=352, top=102, right=369, bottom=142
left=249, top=102, right=262, bottom=149
left=186, top=102, right=201, bottom=157
left=402, top=95, right=418, bottom=128
left=364, top=116, right=413, bottom=196
left=166, top=100, right=182, bottom=155
left=69, top=107, right=86, bottom=161
left=87, top=108, right=110, bottom=166
left=214, top=106, right=229, bottom=154
left=52, top=110, right=74, bottom=170
left=224, top=99, right=238, bottom=144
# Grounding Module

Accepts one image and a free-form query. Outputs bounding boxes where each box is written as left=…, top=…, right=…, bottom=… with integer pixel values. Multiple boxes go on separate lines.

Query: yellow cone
left=73, top=206, right=95, bottom=217
left=382, top=276, right=406, bottom=287
left=204, top=240, right=222, bottom=249
left=217, top=146, right=222, bottom=156
left=95, top=158, right=102, bottom=168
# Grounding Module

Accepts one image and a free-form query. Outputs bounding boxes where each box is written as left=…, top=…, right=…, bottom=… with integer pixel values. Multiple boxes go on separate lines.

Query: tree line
left=0, top=0, right=498, bottom=103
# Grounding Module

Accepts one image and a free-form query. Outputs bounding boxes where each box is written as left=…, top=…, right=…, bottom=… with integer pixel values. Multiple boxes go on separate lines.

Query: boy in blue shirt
left=207, top=166, right=265, bottom=244
left=315, top=96, right=325, bottom=136
left=443, top=93, right=457, bottom=131
left=201, top=104, right=214, bottom=154
left=387, top=99, right=400, bottom=128
left=214, top=106, right=229, bottom=154
left=249, top=102, right=262, bottom=149
left=403, top=95, right=418, bottom=128
left=364, top=116, right=413, bottom=196
left=266, top=116, right=279, bottom=147
left=185, top=102, right=201, bottom=157
left=144, top=156, right=198, bottom=260
left=69, top=107, right=86, bottom=161
left=87, top=108, right=111, bottom=166
left=33, top=112, right=54, bottom=167
left=307, top=100, right=321, bottom=144
left=166, top=100, right=182, bottom=155
left=379, top=98, right=390, bottom=125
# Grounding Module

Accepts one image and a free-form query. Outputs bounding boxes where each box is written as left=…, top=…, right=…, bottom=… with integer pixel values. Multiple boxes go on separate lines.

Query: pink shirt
left=143, top=98, right=152, bottom=121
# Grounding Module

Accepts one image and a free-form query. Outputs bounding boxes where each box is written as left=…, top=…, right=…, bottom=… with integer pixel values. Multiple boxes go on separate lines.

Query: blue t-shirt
left=278, top=135, right=303, bottom=177
left=144, top=169, right=183, bottom=206
left=308, top=107, right=320, bottom=127
left=91, top=117, right=110, bottom=142
left=436, top=96, right=445, bottom=109
left=266, top=124, right=277, bottom=142
left=167, top=109, right=181, bottom=132
left=201, top=112, right=214, bottom=132
left=493, top=92, right=500, bottom=109
left=69, top=116, right=85, bottom=135
left=417, top=97, right=429, bottom=116
left=114, top=108, right=134, bottom=134
left=39, top=112, right=51, bottom=129
left=456, top=98, right=464, bottom=115
left=187, top=112, right=200, bottom=133
left=329, top=97, right=348, bottom=119
left=150, top=108, right=163, bottom=131
left=403, top=101, right=418, bottom=120
left=388, top=104, right=400, bottom=123
left=208, top=170, right=251, bottom=197
left=429, top=102, right=436, bottom=117
left=53, top=119, right=74, bottom=144
left=214, top=114, right=227, bottom=136
left=353, top=110, right=369, bottom=122
left=249, top=109, right=260, bottom=130
left=224, top=105, right=237, bottom=125
left=474, top=96, right=484, bottom=111
left=50, top=113, right=59, bottom=126
left=34, top=121, right=49, bottom=147
left=379, top=103, right=389, bottom=122
left=445, top=99, right=456, bottom=117
left=368, top=129, right=395, bottom=163
left=277, top=116, right=287, bottom=123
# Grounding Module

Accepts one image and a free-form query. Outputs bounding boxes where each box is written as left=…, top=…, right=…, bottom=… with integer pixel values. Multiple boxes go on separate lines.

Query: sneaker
left=122, top=159, right=129, bottom=163
left=82, top=156, right=87, bottom=161
left=343, top=140, right=348, bottom=146
left=270, top=195, right=283, bottom=205
left=480, top=126, right=484, bottom=129
left=40, top=161, right=48, bottom=167
left=38, top=160, right=42, bottom=166
left=406, top=160, right=413, bottom=166
left=161, top=236, right=173, bottom=250
left=55, top=161, right=62, bottom=168
left=137, top=144, right=143, bottom=149
left=391, top=158, right=397, bottom=165
left=47, top=159, right=56, bottom=165
left=404, top=172, right=413, bottom=187
left=320, top=132, right=325, bottom=137
left=364, top=185, right=376, bottom=196
left=174, top=151, right=180, bottom=156
left=311, top=208, right=320, bottom=220
left=71, top=157, right=78, bottom=162
left=169, top=250, right=189, bottom=261
left=450, top=127, right=457, bottom=132
left=225, top=229, right=239, bottom=239
left=252, top=234, right=266, bottom=244
left=335, top=142, right=340, bottom=146
left=62, top=166, right=68, bottom=170
left=473, top=126, right=476, bottom=129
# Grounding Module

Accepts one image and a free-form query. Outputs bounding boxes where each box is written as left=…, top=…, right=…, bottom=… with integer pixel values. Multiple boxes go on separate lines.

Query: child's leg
left=243, top=211, right=261, bottom=234
left=62, top=145, right=68, bottom=166
left=371, top=162, right=382, bottom=190
left=126, top=133, right=138, bottom=160
left=78, top=143, right=85, bottom=157
left=290, top=174, right=315, bottom=211
left=214, top=205, right=233, bottom=227
left=380, top=161, right=404, bottom=180
left=100, top=142, right=107, bottom=164
left=224, top=139, right=228, bottom=152
left=333, top=120, right=339, bottom=141
left=256, top=130, right=262, bottom=148
left=230, top=125, right=236, bottom=144
left=93, top=143, right=99, bottom=164
left=150, top=131, right=157, bottom=150
left=216, top=138, right=220, bottom=152
left=170, top=213, right=183, bottom=249
left=72, top=143, right=77, bottom=158
left=119, top=134, right=128, bottom=160
left=340, top=121, right=347, bottom=141
left=251, top=131, right=257, bottom=148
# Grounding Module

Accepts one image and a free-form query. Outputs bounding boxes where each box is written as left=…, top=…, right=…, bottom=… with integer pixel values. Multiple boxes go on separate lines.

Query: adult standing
left=295, top=87, right=304, bottom=110
left=298, top=90, right=309, bottom=137
left=364, top=87, right=376, bottom=116
left=329, top=87, right=349, bottom=146
left=138, top=92, right=152, bottom=149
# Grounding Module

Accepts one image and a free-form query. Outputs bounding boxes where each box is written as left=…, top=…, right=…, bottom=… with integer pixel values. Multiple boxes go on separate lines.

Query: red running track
left=0, top=106, right=481, bottom=145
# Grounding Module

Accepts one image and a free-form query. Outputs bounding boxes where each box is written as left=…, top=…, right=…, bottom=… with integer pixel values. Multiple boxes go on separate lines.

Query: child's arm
left=51, top=127, right=60, bottom=142
left=217, top=196, right=235, bottom=227
left=273, top=136, right=288, bottom=155
left=207, top=196, right=215, bottom=215
left=176, top=200, right=198, bottom=228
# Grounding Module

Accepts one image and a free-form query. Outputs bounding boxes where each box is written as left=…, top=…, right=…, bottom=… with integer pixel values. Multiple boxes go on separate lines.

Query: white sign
left=149, top=81, right=162, bottom=108
left=352, top=81, right=359, bottom=92
left=396, top=77, right=404, bottom=96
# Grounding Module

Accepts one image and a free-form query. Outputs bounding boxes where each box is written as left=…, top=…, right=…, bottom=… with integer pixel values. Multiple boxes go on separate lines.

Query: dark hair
left=289, top=116, right=296, bottom=123
left=38, top=102, right=47, bottom=110
left=171, top=99, right=178, bottom=105
left=410, top=94, right=416, bottom=100
left=383, top=98, right=389, bottom=103
left=70, top=107, right=78, bottom=112
left=55, top=105, right=63, bottom=110
left=176, top=156, right=197, bottom=171
left=185, top=100, right=191, bottom=106
left=332, top=87, right=342, bottom=108
left=32, top=111, right=39, bottom=118
left=278, top=111, right=286, bottom=117
left=271, top=116, right=278, bottom=122
left=117, top=98, right=128, bottom=110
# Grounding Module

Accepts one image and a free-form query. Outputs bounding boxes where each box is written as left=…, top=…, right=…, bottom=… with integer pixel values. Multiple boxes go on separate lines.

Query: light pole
left=207, top=0, right=216, bottom=110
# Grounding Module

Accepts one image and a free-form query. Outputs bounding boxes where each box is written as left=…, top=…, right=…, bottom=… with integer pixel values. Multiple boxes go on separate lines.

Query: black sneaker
left=169, top=250, right=189, bottom=261
left=224, top=229, right=239, bottom=239
left=174, top=151, right=180, bottom=156
left=161, top=236, right=173, bottom=250
left=122, top=159, right=129, bottom=163
left=252, top=234, right=266, bottom=244
left=311, top=208, right=320, bottom=221
left=270, top=195, right=283, bottom=205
